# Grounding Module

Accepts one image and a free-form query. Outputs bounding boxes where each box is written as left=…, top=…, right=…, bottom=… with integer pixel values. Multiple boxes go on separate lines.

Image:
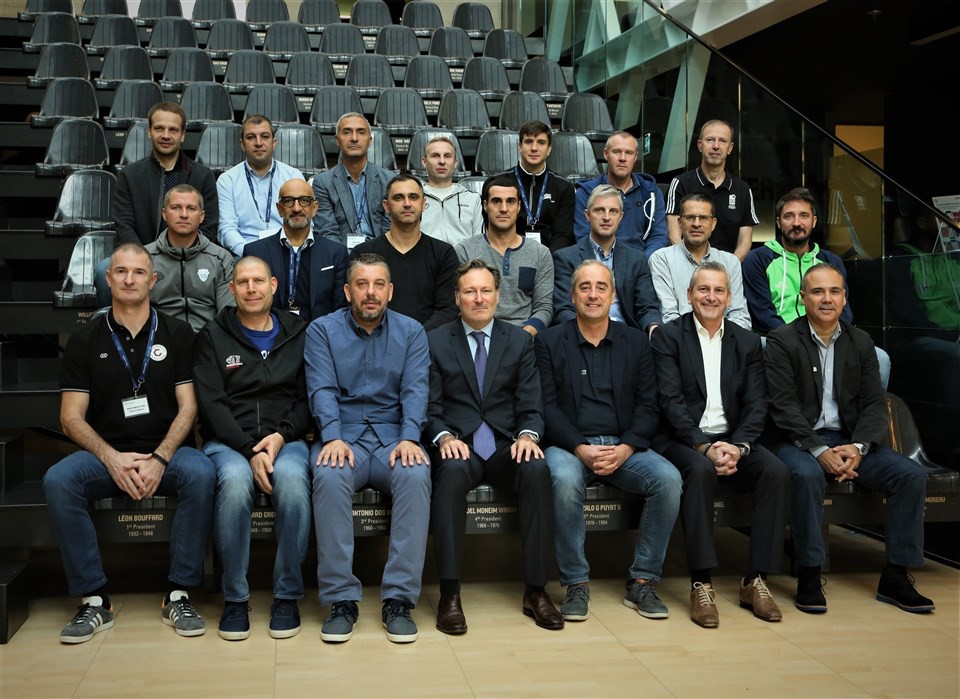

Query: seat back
left=407, top=127, right=466, bottom=178
left=274, top=124, right=328, bottom=176
left=103, top=79, right=164, bottom=128
left=560, top=92, right=614, bottom=137
left=223, top=49, right=276, bottom=93
left=243, top=84, right=300, bottom=125
left=136, top=0, right=183, bottom=25
left=474, top=129, right=518, bottom=176
left=78, top=0, right=128, bottom=24
left=195, top=122, right=243, bottom=175
left=350, top=0, right=392, bottom=32
left=519, top=57, right=567, bottom=94
left=86, top=14, right=138, bottom=55
left=369, top=125, right=397, bottom=170
left=428, top=26, right=474, bottom=67
left=96, top=45, right=152, bottom=88
left=462, top=56, right=510, bottom=97
left=452, top=2, right=494, bottom=38
left=285, top=52, right=336, bottom=93
left=437, top=88, right=491, bottom=135
left=298, top=0, right=340, bottom=29
left=344, top=53, right=395, bottom=96
left=116, top=119, right=150, bottom=170
left=401, top=0, right=442, bottom=36
left=27, top=42, right=89, bottom=87
left=33, top=76, right=99, bottom=126
left=24, top=12, right=80, bottom=52
left=246, top=0, right=289, bottom=30
left=147, top=16, right=197, bottom=56
left=263, top=21, right=311, bottom=58
left=205, top=17, right=255, bottom=57
left=483, top=28, right=528, bottom=67
left=160, top=47, right=215, bottom=89
left=180, top=80, right=234, bottom=129
left=458, top=175, right=485, bottom=194
left=18, top=0, right=74, bottom=22
left=191, top=0, right=236, bottom=29
left=318, top=23, right=366, bottom=57
left=37, top=118, right=110, bottom=176
left=53, top=231, right=119, bottom=307
left=373, top=87, right=429, bottom=130
left=309, top=85, right=362, bottom=133
left=499, top=90, right=550, bottom=131
left=374, top=24, right=420, bottom=62
left=547, top=131, right=599, bottom=181
left=45, top=170, right=117, bottom=236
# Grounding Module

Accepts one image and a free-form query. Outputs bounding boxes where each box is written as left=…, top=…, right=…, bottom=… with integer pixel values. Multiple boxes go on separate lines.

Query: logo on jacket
left=150, top=344, right=168, bottom=361
left=197, top=268, right=210, bottom=282
left=727, top=194, right=737, bottom=210
left=225, top=354, right=243, bottom=370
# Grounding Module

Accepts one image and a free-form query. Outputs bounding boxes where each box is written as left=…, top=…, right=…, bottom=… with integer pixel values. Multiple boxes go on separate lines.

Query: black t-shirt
left=666, top=168, right=759, bottom=253
left=59, top=308, right=196, bottom=453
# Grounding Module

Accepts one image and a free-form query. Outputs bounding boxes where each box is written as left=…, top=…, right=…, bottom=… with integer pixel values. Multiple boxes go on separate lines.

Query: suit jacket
left=535, top=319, right=660, bottom=452
left=650, top=312, right=767, bottom=447
left=311, top=161, right=394, bottom=245
left=764, top=316, right=887, bottom=451
left=552, top=237, right=662, bottom=332
left=425, top=318, right=544, bottom=445
left=243, top=230, right=348, bottom=323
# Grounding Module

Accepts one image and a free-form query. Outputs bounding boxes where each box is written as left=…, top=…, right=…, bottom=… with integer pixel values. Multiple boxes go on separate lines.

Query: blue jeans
left=205, top=439, right=311, bottom=602
left=776, top=430, right=927, bottom=568
left=311, top=427, right=431, bottom=607
left=546, top=437, right=682, bottom=586
left=42, top=447, right=216, bottom=597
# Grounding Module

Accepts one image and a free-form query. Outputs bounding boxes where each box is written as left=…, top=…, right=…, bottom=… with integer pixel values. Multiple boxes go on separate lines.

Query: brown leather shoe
left=436, top=593, right=467, bottom=635
left=739, top=577, right=782, bottom=622
left=690, top=582, right=719, bottom=628
left=522, top=589, right=564, bottom=630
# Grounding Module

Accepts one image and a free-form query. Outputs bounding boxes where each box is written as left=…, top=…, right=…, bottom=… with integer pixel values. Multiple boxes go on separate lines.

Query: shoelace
left=330, top=602, right=356, bottom=620
left=68, top=604, right=100, bottom=625
left=384, top=600, right=410, bottom=621
left=223, top=603, right=248, bottom=621
left=568, top=585, right=589, bottom=602
left=168, top=598, right=200, bottom=620
left=271, top=600, right=296, bottom=618
left=752, top=577, right=774, bottom=600
left=693, top=582, right=715, bottom=606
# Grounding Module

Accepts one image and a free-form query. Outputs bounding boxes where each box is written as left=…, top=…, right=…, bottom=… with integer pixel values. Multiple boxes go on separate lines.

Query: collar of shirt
left=280, top=226, right=315, bottom=251
left=605, top=171, right=639, bottom=194
left=808, top=321, right=842, bottom=349
left=340, top=161, right=368, bottom=183
left=591, top=236, right=616, bottom=262
left=693, top=314, right=724, bottom=341
left=461, top=318, right=495, bottom=342
left=680, top=241, right=713, bottom=265
left=347, top=307, right=387, bottom=337
left=695, top=167, right=733, bottom=190
left=243, top=159, right=276, bottom=180
left=575, top=323, right=614, bottom=348
left=518, top=162, right=547, bottom=178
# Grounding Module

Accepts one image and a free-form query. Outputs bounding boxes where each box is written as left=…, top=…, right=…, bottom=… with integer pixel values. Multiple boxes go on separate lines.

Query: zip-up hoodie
left=573, top=171, right=668, bottom=255
left=421, top=182, right=483, bottom=245
left=147, top=232, right=235, bottom=333
left=193, top=307, right=312, bottom=459
left=742, top=238, right=853, bottom=333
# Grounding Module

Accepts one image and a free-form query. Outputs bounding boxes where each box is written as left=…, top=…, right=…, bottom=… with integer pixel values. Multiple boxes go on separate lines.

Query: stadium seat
left=547, top=130, right=599, bottom=182
left=345, top=54, right=395, bottom=98
left=298, top=0, right=340, bottom=34
left=462, top=56, right=510, bottom=101
left=373, top=87, right=429, bottom=155
left=180, top=81, right=235, bottom=129
left=519, top=57, right=569, bottom=118
left=36, top=118, right=110, bottom=176
left=262, top=21, right=311, bottom=60
left=318, top=23, right=366, bottom=71
left=159, top=47, right=216, bottom=90
left=458, top=175, right=485, bottom=194
left=452, top=2, right=495, bottom=39
left=274, top=124, right=328, bottom=177
left=95, top=45, right=152, bottom=88
left=369, top=125, right=397, bottom=171
left=26, top=42, right=88, bottom=87
left=32, top=76, right=98, bottom=127
left=404, top=54, right=453, bottom=116
left=205, top=18, right=255, bottom=60
left=85, top=14, right=138, bottom=55
left=243, top=84, right=300, bottom=125
left=309, top=85, right=362, bottom=134
left=45, top=170, right=116, bottom=236
left=223, top=49, right=276, bottom=94
left=560, top=92, right=614, bottom=142
left=483, top=28, right=528, bottom=69
left=146, top=16, right=197, bottom=57
left=474, top=129, right=518, bottom=176
left=407, top=127, right=466, bottom=179
left=285, top=52, right=337, bottom=95
left=102, top=79, right=164, bottom=128
left=499, top=90, right=550, bottom=131
left=400, top=0, right=442, bottom=38
left=191, top=0, right=236, bottom=30
left=438, top=88, right=491, bottom=138
left=428, top=26, right=474, bottom=70
left=195, top=122, right=243, bottom=175
left=77, top=0, right=127, bottom=25
left=350, top=0, right=392, bottom=38
left=53, top=231, right=120, bottom=308
left=245, top=0, right=289, bottom=32
left=115, top=119, right=150, bottom=171
left=374, top=24, right=420, bottom=66
left=135, top=0, right=183, bottom=27
left=22, top=12, right=80, bottom=53
left=18, top=0, right=74, bottom=23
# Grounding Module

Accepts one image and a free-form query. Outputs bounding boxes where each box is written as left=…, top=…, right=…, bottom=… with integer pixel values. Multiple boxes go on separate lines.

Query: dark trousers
left=431, top=439, right=554, bottom=588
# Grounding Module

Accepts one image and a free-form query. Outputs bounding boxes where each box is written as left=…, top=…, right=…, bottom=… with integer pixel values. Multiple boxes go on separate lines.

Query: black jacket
left=484, top=166, right=576, bottom=253
left=193, top=307, right=311, bottom=458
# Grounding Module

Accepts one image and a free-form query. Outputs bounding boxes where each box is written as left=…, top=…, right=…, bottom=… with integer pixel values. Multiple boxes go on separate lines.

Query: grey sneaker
left=623, top=579, right=669, bottom=619
left=561, top=584, right=590, bottom=621
left=161, top=593, right=206, bottom=637
left=60, top=599, right=114, bottom=644
left=321, top=601, right=359, bottom=643
left=381, top=599, right=418, bottom=643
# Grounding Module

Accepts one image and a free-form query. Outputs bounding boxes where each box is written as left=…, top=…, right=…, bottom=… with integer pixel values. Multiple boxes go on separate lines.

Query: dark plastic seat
left=374, top=24, right=420, bottom=66
left=482, top=28, right=528, bottom=69
left=18, top=0, right=74, bottom=22
left=428, top=26, right=474, bottom=69
left=400, top=0, right=442, bottom=37
left=160, top=46, right=216, bottom=90
left=135, top=0, right=183, bottom=26
left=243, top=84, right=300, bottom=125
left=519, top=57, right=569, bottom=117
left=195, top=122, right=243, bottom=175
left=344, top=54, right=395, bottom=98
left=373, top=87, right=428, bottom=155
left=54, top=231, right=120, bottom=307
left=318, top=23, right=366, bottom=66
left=404, top=54, right=453, bottom=115
left=285, top=52, right=336, bottom=95
left=32, top=77, right=98, bottom=127
left=262, top=21, right=311, bottom=60
left=103, top=79, right=164, bottom=128
left=191, top=0, right=236, bottom=30
left=180, top=80, right=234, bottom=129
left=85, top=14, right=139, bottom=56
left=115, top=119, right=150, bottom=170
left=547, top=130, right=599, bottom=182
left=437, top=88, right=491, bottom=138
left=223, top=49, right=276, bottom=93
left=458, top=175, right=484, bottom=194
left=560, top=92, right=614, bottom=141
left=499, top=90, right=550, bottom=131
left=245, top=0, right=289, bottom=32
left=45, top=170, right=116, bottom=236
left=298, top=0, right=341, bottom=33
left=309, top=85, right=362, bottom=133
left=350, top=0, right=392, bottom=36
left=23, top=12, right=80, bottom=53
left=452, top=2, right=494, bottom=39
left=95, top=45, right=153, bottom=88
left=369, top=125, right=397, bottom=170
left=77, top=0, right=127, bottom=24
left=407, top=127, right=466, bottom=178
left=462, top=56, right=510, bottom=100
left=205, top=18, right=255, bottom=60
left=274, top=123, right=327, bottom=177
left=26, top=42, right=88, bottom=88
left=474, top=128, right=518, bottom=176
left=36, top=118, right=110, bottom=176
left=146, top=16, right=197, bottom=57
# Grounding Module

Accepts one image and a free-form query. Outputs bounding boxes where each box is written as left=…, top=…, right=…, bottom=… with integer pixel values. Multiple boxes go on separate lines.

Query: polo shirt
left=665, top=168, right=759, bottom=253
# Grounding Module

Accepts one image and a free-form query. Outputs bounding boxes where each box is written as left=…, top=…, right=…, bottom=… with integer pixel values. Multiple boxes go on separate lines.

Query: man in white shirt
left=420, top=135, right=483, bottom=246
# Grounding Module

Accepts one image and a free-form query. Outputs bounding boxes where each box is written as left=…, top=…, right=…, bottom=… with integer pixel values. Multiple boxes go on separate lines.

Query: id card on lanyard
left=287, top=245, right=302, bottom=313
left=108, top=308, right=158, bottom=418
left=515, top=166, right=548, bottom=245
left=244, top=162, right=277, bottom=226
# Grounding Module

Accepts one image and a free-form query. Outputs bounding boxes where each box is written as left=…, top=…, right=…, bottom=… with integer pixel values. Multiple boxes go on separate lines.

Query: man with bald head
left=244, top=178, right=348, bottom=323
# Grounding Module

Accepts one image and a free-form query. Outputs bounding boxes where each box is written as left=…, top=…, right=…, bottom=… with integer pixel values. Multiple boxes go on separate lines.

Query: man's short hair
left=336, top=112, right=370, bottom=133
left=800, top=262, right=843, bottom=292
left=147, top=102, right=186, bottom=131
left=424, top=134, right=457, bottom=156
left=518, top=120, right=551, bottom=145
left=699, top=119, right=734, bottom=140
left=347, top=252, right=390, bottom=283
left=603, top=130, right=637, bottom=150
left=688, top=260, right=728, bottom=290
left=242, top=113, right=274, bottom=136
left=679, top=192, right=716, bottom=217
left=109, top=242, right=154, bottom=273
left=163, top=183, right=203, bottom=209
left=571, top=258, right=615, bottom=289
left=233, top=255, right=273, bottom=282
left=482, top=177, right=520, bottom=201
left=775, top=187, right=818, bottom=219
left=455, top=258, right=501, bottom=290
left=586, top=184, right=623, bottom=210
left=385, top=173, right=424, bottom=197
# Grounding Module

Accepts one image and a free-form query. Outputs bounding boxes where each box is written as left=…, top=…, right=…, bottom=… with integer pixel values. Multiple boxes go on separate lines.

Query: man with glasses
left=648, top=193, right=751, bottom=329
left=244, top=179, right=348, bottom=323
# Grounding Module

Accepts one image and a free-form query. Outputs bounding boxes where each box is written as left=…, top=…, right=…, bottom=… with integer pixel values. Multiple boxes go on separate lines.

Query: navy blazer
left=243, top=231, right=348, bottom=324
left=311, top=161, right=395, bottom=245
left=552, top=237, right=662, bottom=332
left=535, top=319, right=660, bottom=452
left=650, top=312, right=767, bottom=447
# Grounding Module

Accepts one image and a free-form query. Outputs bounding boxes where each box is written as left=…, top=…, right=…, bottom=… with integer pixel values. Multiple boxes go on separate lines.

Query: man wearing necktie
left=425, top=258, right=563, bottom=635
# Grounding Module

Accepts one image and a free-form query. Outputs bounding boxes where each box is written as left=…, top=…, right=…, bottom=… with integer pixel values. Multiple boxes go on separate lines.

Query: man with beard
left=243, top=178, right=348, bottom=323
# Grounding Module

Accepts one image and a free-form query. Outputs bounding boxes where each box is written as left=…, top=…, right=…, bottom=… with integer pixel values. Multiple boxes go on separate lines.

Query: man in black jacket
left=193, top=256, right=313, bottom=641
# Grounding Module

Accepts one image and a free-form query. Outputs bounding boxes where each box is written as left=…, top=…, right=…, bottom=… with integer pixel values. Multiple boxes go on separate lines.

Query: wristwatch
left=852, top=441, right=869, bottom=456
left=735, top=443, right=751, bottom=458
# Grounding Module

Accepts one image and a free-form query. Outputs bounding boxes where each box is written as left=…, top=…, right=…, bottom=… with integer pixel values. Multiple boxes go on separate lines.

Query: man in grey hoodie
left=420, top=135, right=483, bottom=245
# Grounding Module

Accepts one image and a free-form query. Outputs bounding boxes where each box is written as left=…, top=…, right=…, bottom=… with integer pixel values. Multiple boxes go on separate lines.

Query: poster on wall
left=931, top=195, right=960, bottom=252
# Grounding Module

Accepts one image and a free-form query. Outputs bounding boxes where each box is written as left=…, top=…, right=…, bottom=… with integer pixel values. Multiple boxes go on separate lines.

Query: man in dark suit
left=311, top=112, right=394, bottom=250
left=537, top=260, right=681, bottom=622
left=244, top=178, right=348, bottom=323
left=765, top=263, right=934, bottom=614
left=553, top=184, right=662, bottom=335
left=651, top=260, right=789, bottom=628
left=425, top=258, right=562, bottom=634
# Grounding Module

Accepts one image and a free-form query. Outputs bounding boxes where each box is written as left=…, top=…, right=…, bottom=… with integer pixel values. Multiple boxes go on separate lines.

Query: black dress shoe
left=436, top=593, right=467, bottom=635
left=522, top=589, right=564, bottom=630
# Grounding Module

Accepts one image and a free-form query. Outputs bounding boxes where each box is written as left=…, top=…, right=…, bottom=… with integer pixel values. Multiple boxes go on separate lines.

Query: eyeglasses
left=681, top=214, right=715, bottom=223
left=279, top=196, right=316, bottom=208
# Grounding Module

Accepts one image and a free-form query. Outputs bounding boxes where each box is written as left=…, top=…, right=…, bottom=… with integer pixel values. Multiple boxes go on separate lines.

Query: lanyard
left=108, top=308, right=158, bottom=396
left=514, top=166, right=549, bottom=226
left=244, top=161, right=277, bottom=225
left=354, top=174, right=367, bottom=234
left=287, top=245, right=302, bottom=307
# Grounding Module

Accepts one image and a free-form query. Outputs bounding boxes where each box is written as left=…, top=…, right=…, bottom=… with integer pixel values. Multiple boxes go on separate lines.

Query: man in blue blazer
left=553, top=184, right=661, bottom=335
left=244, top=178, right=348, bottom=323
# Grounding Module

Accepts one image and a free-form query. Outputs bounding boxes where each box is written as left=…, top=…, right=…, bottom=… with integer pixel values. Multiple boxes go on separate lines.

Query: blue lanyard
left=514, top=166, right=549, bottom=226
left=287, top=245, right=302, bottom=307
left=108, top=308, right=158, bottom=396
left=244, top=162, right=276, bottom=225
left=354, top=174, right=367, bottom=234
